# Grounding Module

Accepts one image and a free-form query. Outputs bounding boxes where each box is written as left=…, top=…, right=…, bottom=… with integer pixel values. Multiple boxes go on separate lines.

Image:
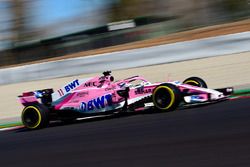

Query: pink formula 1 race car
left=18, top=71, right=233, bottom=130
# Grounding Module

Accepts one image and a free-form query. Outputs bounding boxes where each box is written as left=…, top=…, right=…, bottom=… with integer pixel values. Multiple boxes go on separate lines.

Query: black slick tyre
left=152, top=83, right=182, bottom=112
left=21, top=104, right=49, bottom=130
left=183, top=77, right=207, bottom=88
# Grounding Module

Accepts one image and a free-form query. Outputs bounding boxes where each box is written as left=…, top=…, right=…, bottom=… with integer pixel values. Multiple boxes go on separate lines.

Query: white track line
left=0, top=126, right=24, bottom=131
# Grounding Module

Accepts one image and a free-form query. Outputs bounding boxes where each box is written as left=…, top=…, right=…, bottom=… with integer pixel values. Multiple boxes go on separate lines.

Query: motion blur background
left=0, top=0, right=249, bottom=67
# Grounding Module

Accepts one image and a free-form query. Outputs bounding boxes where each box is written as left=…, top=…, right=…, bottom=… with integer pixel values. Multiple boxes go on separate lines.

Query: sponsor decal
left=84, top=82, right=97, bottom=87
left=65, top=79, right=80, bottom=92
left=34, top=91, right=43, bottom=98
left=190, top=95, right=204, bottom=102
left=77, top=92, right=89, bottom=97
left=58, top=89, right=64, bottom=96
left=80, top=94, right=112, bottom=112
left=135, top=86, right=152, bottom=95
left=69, top=100, right=80, bottom=103
left=105, top=86, right=116, bottom=91
left=191, top=95, right=204, bottom=100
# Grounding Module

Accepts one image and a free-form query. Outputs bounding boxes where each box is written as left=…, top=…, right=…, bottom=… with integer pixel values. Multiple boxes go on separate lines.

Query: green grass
left=233, top=89, right=250, bottom=95
left=0, top=122, right=23, bottom=129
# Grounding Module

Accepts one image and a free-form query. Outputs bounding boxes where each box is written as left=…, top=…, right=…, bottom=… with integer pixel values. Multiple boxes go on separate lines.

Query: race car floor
left=1, top=98, right=250, bottom=167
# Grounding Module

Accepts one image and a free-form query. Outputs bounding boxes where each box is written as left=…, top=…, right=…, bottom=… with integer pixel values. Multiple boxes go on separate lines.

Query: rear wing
left=18, top=89, right=53, bottom=106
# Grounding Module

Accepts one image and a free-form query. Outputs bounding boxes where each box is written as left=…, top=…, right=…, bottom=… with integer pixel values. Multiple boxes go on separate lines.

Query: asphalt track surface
left=1, top=98, right=250, bottom=167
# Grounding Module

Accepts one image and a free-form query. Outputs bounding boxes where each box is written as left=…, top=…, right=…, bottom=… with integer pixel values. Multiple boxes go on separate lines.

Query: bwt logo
left=80, top=94, right=112, bottom=112
left=65, top=79, right=80, bottom=92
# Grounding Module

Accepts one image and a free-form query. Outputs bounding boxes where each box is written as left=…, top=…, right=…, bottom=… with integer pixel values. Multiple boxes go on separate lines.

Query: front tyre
left=183, top=77, right=207, bottom=88
left=152, top=83, right=182, bottom=112
left=21, top=104, right=49, bottom=130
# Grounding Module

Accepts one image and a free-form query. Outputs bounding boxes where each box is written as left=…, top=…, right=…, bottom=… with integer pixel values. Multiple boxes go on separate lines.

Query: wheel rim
left=153, top=86, right=175, bottom=110
left=22, top=106, right=41, bottom=129
left=184, top=80, right=200, bottom=87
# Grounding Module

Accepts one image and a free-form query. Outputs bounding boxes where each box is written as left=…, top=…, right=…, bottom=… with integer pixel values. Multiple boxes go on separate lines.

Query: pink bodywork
left=18, top=74, right=225, bottom=113
left=51, top=75, right=157, bottom=112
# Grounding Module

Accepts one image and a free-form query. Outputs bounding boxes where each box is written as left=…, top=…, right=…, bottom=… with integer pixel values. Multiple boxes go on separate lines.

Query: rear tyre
left=21, top=104, right=49, bottom=130
left=152, top=83, right=182, bottom=112
left=183, top=77, right=207, bottom=88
